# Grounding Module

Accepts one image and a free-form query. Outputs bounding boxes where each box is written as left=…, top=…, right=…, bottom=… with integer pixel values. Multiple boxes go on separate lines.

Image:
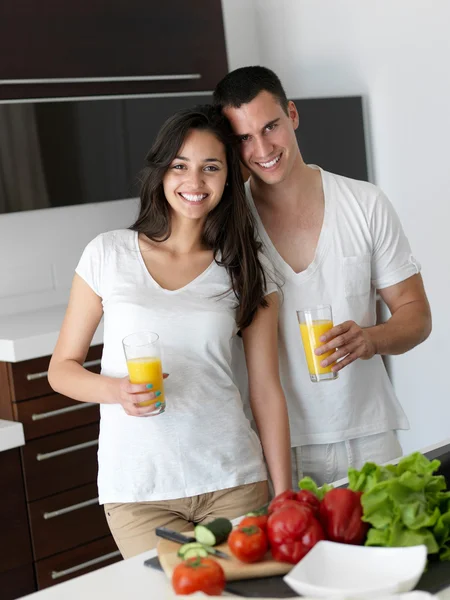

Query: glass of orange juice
left=297, top=305, right=338, bottom=383
left=122, top=331, right=165, bottom=415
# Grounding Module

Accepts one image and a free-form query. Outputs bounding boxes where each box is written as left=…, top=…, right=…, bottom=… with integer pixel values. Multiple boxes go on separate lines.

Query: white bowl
left=283, top=541, right=427, bottom=599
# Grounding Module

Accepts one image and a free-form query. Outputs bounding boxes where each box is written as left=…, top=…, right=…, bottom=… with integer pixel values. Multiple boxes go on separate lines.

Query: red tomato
left=239, top=514, right=269, bottom=532
left=172, top=557, right=225, bottom=596
left=228, top=525, right=269, bottom=563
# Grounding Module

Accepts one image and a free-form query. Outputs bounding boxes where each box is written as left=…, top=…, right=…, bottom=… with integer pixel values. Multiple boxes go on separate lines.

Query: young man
left=214, top=66, right=432, bottom=487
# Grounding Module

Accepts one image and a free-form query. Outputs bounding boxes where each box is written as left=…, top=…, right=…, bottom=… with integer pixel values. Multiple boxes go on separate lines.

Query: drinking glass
left=297, top=305, right=338, bottom=383
left=122, top=331, right=165, bottom=415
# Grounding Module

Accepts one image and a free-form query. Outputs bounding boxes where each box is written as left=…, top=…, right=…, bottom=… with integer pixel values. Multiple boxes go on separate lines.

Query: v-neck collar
left=135, top=231, right=217, bottom=294
left=246, top=165, right=333, bottom=284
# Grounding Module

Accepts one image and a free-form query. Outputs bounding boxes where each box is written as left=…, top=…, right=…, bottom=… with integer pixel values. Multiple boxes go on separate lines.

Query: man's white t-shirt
left=76, top=229, right=274, bottom=504
left=235, top=167, right=419, bottom=447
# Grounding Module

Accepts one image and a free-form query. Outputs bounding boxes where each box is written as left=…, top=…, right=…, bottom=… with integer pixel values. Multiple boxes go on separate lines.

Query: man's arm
left=315, top=273, right=432, bottom=372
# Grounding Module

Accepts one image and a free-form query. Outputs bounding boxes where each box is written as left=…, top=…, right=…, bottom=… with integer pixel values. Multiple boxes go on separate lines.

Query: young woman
left=48, top=105, right=291, bottom=558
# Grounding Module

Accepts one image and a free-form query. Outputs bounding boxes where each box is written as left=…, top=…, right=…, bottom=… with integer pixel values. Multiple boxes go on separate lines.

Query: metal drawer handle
left=36, top=438, right=98, bottom=461
left=2, top=74, right=201, bottom=85
left=51, top=550, right=121, bottom=580
left=32, top=401, right=97, bottom=421
left=43, top=497, right=99, bottom=520
left=26, top=358, right=101, bottom=381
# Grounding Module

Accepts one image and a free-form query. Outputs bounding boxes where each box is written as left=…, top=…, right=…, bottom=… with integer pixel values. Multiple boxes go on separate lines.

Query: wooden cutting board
left=157, top=531, right=292, bottom=581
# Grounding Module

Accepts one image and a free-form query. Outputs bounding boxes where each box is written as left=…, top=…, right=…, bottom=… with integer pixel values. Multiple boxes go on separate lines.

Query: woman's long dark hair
left=131, top=105, right=268, bottom=330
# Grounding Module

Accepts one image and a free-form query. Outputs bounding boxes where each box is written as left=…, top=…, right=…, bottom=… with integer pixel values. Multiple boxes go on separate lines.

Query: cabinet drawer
left=0, top=563, right=36, bottom=600
left=29, top=482, right=109, bottom=560
left=22, top=423, right=99, bottom=501
left=16, top=393, right=99, bottom=441
left=11, top=345, right=103, bottom=401
left=35, top=535, right=121, bottom=589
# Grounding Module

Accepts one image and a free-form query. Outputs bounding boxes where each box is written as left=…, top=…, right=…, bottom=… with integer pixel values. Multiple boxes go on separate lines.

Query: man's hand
left=314, top=321, right=376, bottom=373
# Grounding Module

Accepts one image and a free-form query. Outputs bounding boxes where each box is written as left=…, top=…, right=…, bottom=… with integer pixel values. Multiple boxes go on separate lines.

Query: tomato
left=239, top=514, right=269, bottom=532
left=228, top=525, right=269, bottom=563
left=172, top=557, right=225, bottom=596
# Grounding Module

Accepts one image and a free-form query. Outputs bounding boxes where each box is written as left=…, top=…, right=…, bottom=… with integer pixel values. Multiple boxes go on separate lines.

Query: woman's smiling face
left=163, top=128, right=228, bottom=223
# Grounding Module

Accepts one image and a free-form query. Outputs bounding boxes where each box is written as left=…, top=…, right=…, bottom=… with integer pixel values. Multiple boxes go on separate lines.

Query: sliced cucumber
left=177, top=542, right=207, bottom=559
left=246, top=503, right=269, bottom=516
left=183, top=547, right=209, bottom=559
left=194, top=517, right=232, bottom=546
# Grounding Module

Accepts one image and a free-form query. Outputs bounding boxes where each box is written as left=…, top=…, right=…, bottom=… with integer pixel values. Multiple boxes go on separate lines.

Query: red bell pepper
left=319, top=488, right=369, bottom=545
left=268, top=490, right=298, bottom=513
left=295, top=490, right=321, bottom=516
left=267, top=502, right=325, bottom=564
left=268, top=489, right=320, bottom=516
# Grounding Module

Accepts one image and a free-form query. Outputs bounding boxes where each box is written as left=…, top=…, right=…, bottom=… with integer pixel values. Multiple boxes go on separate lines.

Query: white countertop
left=18, top=541, right=450, bottom=600
left=0, top=306, right=103, bottom=362
left=18, top=437, right=450, bottom=600
left=0, top=419, right=25, bottom=452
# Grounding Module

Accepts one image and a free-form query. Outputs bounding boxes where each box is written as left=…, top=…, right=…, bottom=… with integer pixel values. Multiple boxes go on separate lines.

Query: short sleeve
left=75, top=234, right=105, bottom=297
left=258, top=251, right=279, bottom=296
left=370, top=191, right=420, bottom=289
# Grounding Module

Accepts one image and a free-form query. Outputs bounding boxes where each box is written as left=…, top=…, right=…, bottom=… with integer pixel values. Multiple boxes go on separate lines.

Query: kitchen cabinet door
left=0, top=0, right=228, bottom=99
left=0, top=449, right=33, bottom=573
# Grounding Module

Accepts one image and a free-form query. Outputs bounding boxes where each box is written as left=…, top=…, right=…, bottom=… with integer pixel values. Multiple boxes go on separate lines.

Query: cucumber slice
left=194, top=517, right=232, bottom=546
left=183, top=547, right=209, bottom=559
left=177, top=542, right=206, bottom=558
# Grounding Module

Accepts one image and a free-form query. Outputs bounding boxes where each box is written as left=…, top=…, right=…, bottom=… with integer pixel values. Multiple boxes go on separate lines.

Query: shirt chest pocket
left=342, top=255, right=372, bottom=297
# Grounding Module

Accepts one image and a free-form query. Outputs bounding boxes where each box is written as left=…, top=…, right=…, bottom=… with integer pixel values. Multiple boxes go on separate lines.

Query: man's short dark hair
left=213, top=66, right=289, bottom=115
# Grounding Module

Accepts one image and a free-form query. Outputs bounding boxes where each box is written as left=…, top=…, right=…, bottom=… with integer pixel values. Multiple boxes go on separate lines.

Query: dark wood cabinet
left=0, top=345, right=122, bottom=594
left=0, top=449, right=33, bottom=573
left=22, top=423, right=100, bottom=501
left=35, top=535, right=120, bottom=589
left=0, top=0, right=228, bottom=99
left=0, top=564, right=36, bottom=600
left=29, top=483, right=110, bottom=560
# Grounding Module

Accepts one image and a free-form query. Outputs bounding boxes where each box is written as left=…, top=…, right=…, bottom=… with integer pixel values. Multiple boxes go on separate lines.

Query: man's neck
left=250, top=158, right=322, bottom=216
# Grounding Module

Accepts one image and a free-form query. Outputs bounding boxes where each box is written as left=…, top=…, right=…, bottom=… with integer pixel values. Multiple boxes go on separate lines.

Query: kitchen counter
left=0, top=419, right=25, bottom=452
left=18, top=438, right=450, bottom=600
left=0, top=306, right=103, bottom=362
left=17, top=527, right=450, bottom=600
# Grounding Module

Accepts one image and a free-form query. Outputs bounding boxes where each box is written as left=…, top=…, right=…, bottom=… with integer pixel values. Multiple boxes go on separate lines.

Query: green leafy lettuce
left=348, top=452, right=450, bottom=560
left=299, top=476, right=334, bottom=501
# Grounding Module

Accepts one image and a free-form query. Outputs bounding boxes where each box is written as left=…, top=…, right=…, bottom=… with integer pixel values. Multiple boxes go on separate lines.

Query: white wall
left=222, top=0, right=450, bottom=453
left=0, top=199, right=138, bottom=315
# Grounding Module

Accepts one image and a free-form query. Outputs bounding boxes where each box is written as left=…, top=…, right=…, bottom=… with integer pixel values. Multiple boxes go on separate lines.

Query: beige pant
left=104, top=481, right=268, bottom=559
left=291, top=430, right=403, bottom=488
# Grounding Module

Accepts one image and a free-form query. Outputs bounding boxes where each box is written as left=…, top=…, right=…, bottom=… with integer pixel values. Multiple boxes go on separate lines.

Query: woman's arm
left=48, top=274, right=160, bottom=416
left=242, top=292, right=291, bottom=496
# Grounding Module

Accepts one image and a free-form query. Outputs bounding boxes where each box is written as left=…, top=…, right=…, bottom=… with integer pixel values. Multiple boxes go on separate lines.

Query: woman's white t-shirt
left=76, top=229, right=274, bottom=504
left=233, top=168, right=419, bottom=447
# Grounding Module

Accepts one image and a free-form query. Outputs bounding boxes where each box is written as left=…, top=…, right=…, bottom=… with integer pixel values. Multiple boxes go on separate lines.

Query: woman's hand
left=112, top=374, right=169, bottom=417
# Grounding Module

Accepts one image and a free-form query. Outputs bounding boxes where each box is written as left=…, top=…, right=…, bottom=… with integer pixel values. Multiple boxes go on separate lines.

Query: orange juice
left=126, top=357, right=164, bottom=405
left=299, top=320, right=335, bottom=377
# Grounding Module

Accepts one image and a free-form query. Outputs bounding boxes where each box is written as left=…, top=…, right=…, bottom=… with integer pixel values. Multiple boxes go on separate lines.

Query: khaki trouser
left=104, top=480, right=268, bottom=559
left=291, top=430, right=403, bottom=489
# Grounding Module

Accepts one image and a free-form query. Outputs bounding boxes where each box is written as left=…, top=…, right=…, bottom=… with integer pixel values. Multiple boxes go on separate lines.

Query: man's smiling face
left=223, top=91, right=300, bottom=186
